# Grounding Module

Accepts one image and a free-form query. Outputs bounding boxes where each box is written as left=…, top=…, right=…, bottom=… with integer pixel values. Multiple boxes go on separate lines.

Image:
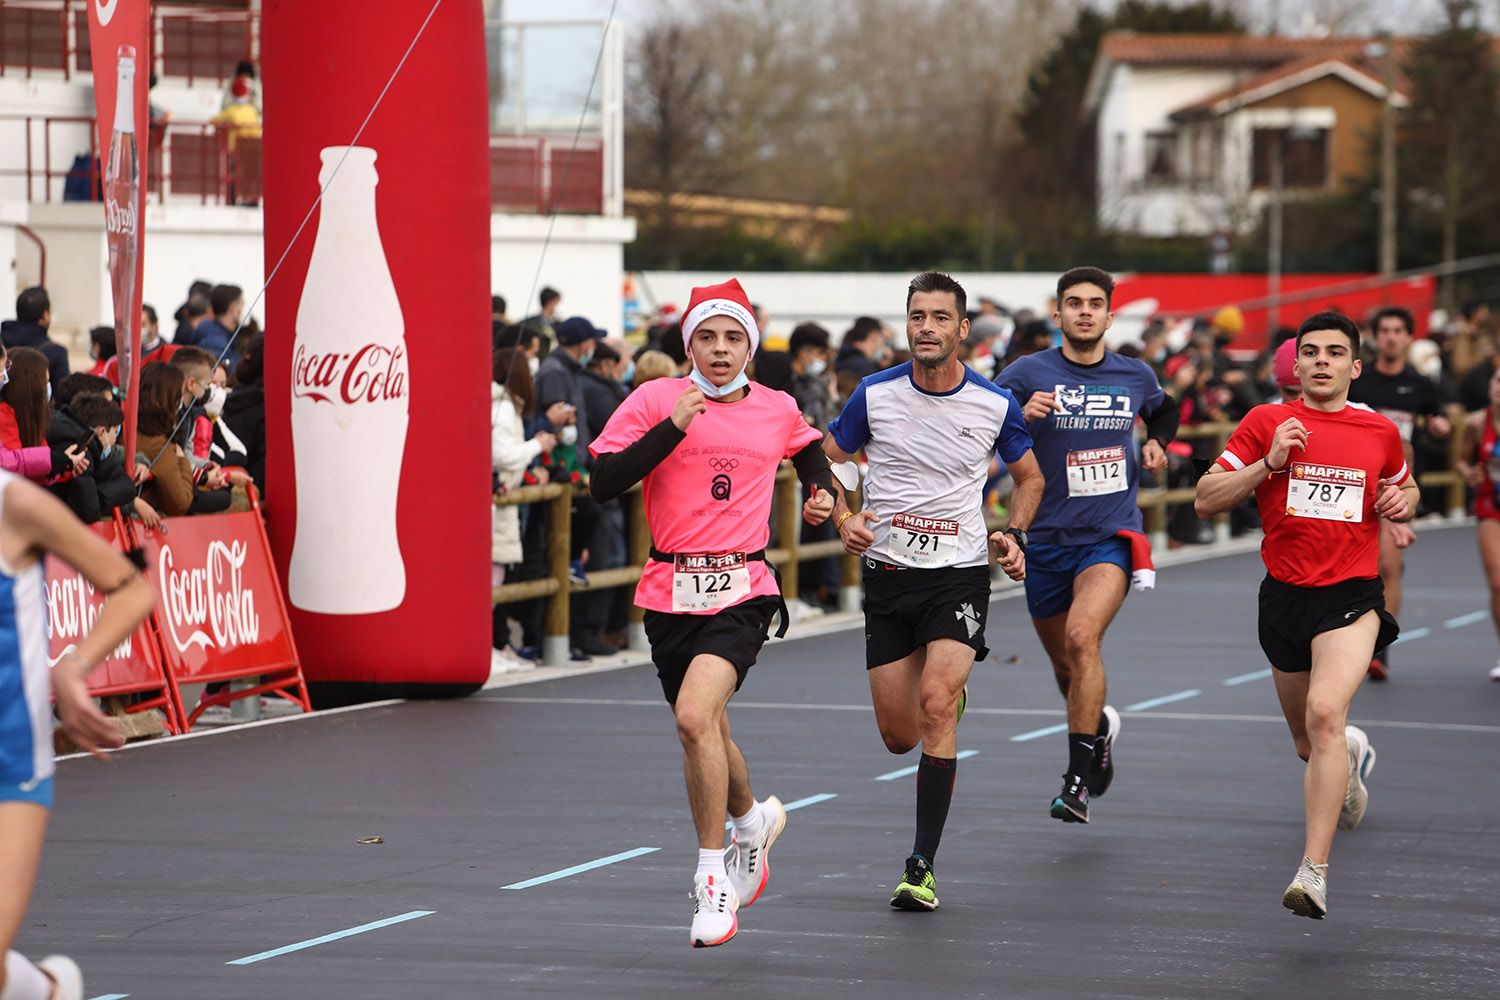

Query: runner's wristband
left=836, top=511, right=855, bottom=531
left=1263, top=456, right=1289, bottom=474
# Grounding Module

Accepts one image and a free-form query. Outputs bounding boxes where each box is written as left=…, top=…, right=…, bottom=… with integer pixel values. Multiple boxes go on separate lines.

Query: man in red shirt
left=1195, top=311, right=1417, bottom=920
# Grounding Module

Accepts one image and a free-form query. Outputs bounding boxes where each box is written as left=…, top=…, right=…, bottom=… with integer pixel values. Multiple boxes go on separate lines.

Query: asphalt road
left=21, top=523, right=1499, bottom=1000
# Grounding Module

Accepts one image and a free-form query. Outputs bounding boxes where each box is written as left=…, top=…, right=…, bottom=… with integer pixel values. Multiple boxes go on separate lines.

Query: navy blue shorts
left=1023, top=538, right=1131, bottom=619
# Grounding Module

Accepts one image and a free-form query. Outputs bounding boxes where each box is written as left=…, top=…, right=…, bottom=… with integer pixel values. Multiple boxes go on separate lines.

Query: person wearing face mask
left=787, top=323, right=841, bottom=612
left=589, top=277, right=838, bottom=948
left=787, top=323, right=834, bottom=431
left=103, top=304, right=179, bottom=387
left=169, top=348, right=251, bottom=513
left=0, top=346, right=88, bottom=485
left=45, top=392, right=161, bottom=528
left=533, top=315, right=613, bottom=656
left=220, top=331, right=267, bottom=495
left=580, top=341, right=635, bottom=649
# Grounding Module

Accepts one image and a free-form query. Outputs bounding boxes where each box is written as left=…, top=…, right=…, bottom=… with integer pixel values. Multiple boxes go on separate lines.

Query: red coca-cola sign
left=42, top=520, right=165, bottom=699
left=138, top=512, right=299, bottom=683
left=292, top=343, right=409, bottom=405
left=156, top=537, right=261, bottom=655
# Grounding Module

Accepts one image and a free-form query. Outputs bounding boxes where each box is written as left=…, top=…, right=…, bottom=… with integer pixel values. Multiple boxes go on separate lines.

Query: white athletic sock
left=696, top=847, right=727, bottom=880
left=731, top=801, right=764, bottom=844
left=2, top=951, right=52, bottom=1000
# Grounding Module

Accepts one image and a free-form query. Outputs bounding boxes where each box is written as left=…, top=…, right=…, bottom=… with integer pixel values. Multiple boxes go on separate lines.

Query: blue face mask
left=689, top=362, right=749, bottom=399
left=620, top=361, right=635, bottom=385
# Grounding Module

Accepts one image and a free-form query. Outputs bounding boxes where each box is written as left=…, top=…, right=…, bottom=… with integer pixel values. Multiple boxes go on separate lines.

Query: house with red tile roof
left=1083, top=32, right=1408, bottom=238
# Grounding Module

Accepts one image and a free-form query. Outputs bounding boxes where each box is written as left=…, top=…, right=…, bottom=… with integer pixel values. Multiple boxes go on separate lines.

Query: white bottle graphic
left=104, top=46, right=140, bottom=392
left=288, top=146, right=409, bottom=614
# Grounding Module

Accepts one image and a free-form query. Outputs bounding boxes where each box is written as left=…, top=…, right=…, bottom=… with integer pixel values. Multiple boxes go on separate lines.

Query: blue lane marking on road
left=502, top=848, right=659, bottom=891
left=1011, top=722, right=1068, bottom=743
left=1125, top=689, right=1201, bottom=712
left=873, top=750, right=978, bottom=781
left=1391, top=626, right=1431, bottom=645
left=226, top=910, right=435, bottom=965
left=781, top=792, right=838, bottom=811
left=1224, top=669, right=1271, bottom=686
left=725, top=792, right=838, bottom=829
left=1445, top=611, right=1488, bottom=629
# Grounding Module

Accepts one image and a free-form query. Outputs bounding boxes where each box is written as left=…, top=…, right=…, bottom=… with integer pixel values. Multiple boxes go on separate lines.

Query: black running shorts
left=861, top=557, right=991, bottom=669
left=1257, top=574, right=1399, bottom=673
left=642, top=596, right=781, bottom=704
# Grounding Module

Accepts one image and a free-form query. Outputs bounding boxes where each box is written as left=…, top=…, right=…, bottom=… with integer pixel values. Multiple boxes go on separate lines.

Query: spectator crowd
left=0, top=282, right=266, bottom=533
left=3, top=272, right=1490, bottom=675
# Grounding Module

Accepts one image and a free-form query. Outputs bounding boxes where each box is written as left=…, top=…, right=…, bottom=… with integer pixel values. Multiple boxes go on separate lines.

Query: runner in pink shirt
left=590, top=277, right=836, bottom=948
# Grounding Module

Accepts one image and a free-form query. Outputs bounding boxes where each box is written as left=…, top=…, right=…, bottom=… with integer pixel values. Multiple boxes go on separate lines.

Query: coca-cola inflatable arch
left=260, top=0, right=492, bottom=702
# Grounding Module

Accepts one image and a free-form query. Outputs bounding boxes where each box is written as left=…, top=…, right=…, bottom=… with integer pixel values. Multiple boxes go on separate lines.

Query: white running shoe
left=1282, top=858, right=1329, bottom=919
left=724, top=796, right=786, bottom=907
left=1338, top=725, right=1376, bottom=832
left=37, top=955, right=83, bottom=1000
left=689, top=873, right=739, bottom=948
left=1489, top=660, right=1500, bottom=682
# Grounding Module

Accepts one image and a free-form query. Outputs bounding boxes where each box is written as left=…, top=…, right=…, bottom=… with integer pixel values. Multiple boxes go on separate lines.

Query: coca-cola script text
left=293, top=343, right=408, bottom=405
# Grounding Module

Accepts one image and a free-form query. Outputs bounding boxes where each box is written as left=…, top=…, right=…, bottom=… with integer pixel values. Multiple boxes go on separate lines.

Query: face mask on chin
left=689, top=360, right=750, bottom=399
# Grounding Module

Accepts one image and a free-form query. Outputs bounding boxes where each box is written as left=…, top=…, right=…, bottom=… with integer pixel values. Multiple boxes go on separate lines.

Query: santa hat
left=1114, top=529, right=1156, bottom=591
left=681, top=278, right=760, bottom=356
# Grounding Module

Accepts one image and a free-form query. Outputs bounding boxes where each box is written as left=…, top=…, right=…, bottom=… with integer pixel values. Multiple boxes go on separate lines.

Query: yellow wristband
left=836, top=511, right=855, bottom=531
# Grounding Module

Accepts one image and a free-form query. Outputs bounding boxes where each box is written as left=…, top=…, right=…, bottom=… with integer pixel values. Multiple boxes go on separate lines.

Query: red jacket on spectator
left=104, top=340, right=179, bottom=386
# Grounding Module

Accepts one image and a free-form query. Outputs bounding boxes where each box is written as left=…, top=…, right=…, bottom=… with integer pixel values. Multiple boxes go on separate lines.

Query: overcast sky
left=497, top=0, right=1500, bottom=35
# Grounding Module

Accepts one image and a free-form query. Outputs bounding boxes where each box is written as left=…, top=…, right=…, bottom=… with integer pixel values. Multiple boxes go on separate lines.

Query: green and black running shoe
left=890, top=854, right=939, bottom=911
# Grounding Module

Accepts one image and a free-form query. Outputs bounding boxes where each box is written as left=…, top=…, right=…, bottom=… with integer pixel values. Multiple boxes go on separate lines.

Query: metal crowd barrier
left=495, top=409, right=1470, bottom=667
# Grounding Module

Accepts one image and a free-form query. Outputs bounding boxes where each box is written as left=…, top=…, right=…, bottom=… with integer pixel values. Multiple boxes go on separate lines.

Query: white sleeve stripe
left=1218, top=449, right=1247, bottom=471
left=1392, top=462, right=1409, bottom=484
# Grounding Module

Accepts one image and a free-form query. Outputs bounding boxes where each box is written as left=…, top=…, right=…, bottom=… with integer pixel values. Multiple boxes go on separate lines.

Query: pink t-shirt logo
left=708, top=457, right=739, bottom=501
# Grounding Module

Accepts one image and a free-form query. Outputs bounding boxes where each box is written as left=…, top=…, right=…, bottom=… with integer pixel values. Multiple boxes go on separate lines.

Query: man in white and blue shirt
left=826, top=271, right=1044, bottom=912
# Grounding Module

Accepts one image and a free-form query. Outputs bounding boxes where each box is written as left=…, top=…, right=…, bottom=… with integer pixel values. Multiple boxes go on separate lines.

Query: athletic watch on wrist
left=1002, top=527, right=1028, bottom=552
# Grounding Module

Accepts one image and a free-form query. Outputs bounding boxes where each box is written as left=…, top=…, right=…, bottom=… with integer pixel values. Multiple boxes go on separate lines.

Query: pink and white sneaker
left=724, top=795, right=787, bottom=907
left=689, top=873, right=739, bottom=948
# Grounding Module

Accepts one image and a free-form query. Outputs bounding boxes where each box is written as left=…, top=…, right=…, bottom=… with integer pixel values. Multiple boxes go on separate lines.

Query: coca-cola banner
left=86, top=0, right=150, bottom=460
left=135, top=512, right=302, bottom=687
left=260, top=0, right=492, bottom=695
left=43, top=520, right=180, bottom=731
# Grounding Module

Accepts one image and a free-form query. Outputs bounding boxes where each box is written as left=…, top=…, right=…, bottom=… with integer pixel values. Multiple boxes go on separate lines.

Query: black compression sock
left=913, top=753, right=956, bottom=861
left=1068, top=732, right=1097, bottom=780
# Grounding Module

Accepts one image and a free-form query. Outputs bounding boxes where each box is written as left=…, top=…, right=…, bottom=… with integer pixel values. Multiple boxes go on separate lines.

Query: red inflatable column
left=260, top=0, right=492, bottom=701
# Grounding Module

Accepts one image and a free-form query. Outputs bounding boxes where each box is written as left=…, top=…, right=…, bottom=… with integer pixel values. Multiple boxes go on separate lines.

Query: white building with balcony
left=0, top=0, right=633, bottom=350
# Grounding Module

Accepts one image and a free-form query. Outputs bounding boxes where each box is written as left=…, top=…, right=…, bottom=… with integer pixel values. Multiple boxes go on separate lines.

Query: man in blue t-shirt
left=997, top=267, right=1179, bottom=825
